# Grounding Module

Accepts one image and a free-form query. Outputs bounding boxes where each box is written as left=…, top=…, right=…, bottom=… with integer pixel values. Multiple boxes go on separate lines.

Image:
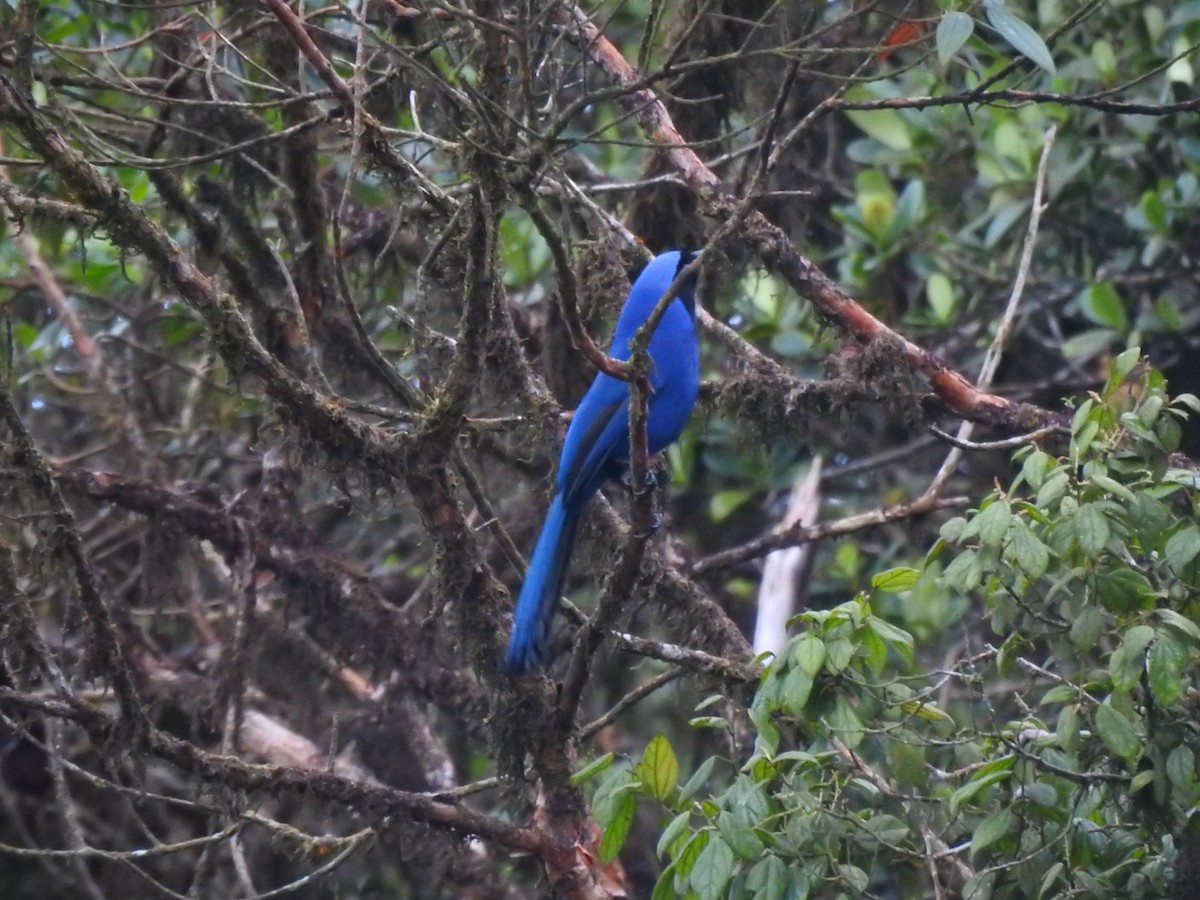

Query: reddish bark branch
left=556, top=6, right=1062, bottom=432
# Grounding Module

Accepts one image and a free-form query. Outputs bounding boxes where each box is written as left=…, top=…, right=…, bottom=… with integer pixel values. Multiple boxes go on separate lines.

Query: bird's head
left=636, top=249, right=699, bottom=316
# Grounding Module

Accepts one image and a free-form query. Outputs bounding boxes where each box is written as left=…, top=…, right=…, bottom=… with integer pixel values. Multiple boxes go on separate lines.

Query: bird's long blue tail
left=504, top=494, right=583, bottom=674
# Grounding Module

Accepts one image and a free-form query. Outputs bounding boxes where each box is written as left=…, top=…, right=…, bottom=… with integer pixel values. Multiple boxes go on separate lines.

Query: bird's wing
left=558, top=379, right=630, bottom=507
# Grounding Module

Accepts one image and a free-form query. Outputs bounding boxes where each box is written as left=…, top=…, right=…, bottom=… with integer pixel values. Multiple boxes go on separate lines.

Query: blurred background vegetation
left=1, top=0, right=1199, bottom=898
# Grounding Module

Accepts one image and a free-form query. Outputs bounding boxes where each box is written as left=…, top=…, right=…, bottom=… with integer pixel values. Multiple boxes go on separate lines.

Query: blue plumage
left=504, top=250, right=701, bottom=674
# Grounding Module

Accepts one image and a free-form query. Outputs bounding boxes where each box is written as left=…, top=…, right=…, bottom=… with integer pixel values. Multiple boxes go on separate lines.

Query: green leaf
left=1110, top=625, right=1154, bottom=691
left=651, top=863, right=678, bottom=900
left=1095, top=700, right=1141, bottom=762
left=992, top=119, right=1030, bottom=169
left=936, top=11, right=975, bottom=65
left=1109, top=346, right=1142, bottom=387
left=1036, top=470, right=1070, bottom=508
left=1142, top=6, right=1161, bottom=40
left=1131, top=493, right=1175, bottom=547
left=1062, top=328, right=1114, bottom=363
left=716, top=810, right=765, bottom=860
left=1018, top=781, right=1058, bottom=810
left=854, top=169, right=897, bottom=235
left=1173, top=393, right=1200, bottom=415
left=1076, top=503, right=1111, bottom=555
left=1167, top=45, right=1195, bottom=85
left=861, top=627, right=888, bottom=673
left=950, top=766, right=1012, bottom=815
left=781, top=665, right=814, bottom=713
left=1165, top=525, right=1200, bottom=572
left=1021, top=450, right=1055, bottom=490
left=710, top=489, right=750, bottom=522
left=690, top=834, right=734, bottom=900
left=866, top=614, right=915, bottom=661
left=943, top=549, right=984, bottom=592
left=985, top=198, right=1031, bottom=247
left=1069, top=605, right=1104, bottom=651
left=890, top=737, right=928, bottom=788
left=1042, top=684, right=1076, bottom=706
left=748, top=701, right=780, bottom=756
left=897, top=698, right=953, bottom=722
left=1092, top=39, right=1116, bottom=79
left=891, top=179, right=925, bottom=235
left=674, top=831, right=709, bottom=886
left=1156, top=608, right=1200, bottom=644
left=1156, top=295, right=1182, bottom=330
left=1130, top=769, right=1156, bottom=794
left=844, top=103, right=913, bottom=151
left=996, top=632, right=1025, bottom=675
left=971, top=808, right=1015, bottom=855
left=679, top=756, right=716, bottom=802
left=1074, top=419, right=1101, bottom=457
left=983, top=0, right=1056, bottom=74
left=1090, top=472, right=1137, bottom=503
left=825, top=697, right=865, bottom=748
left=927, top=272, right=956, bottom=323
left=964, top=871, right=997, bottom=900
left=640, top=735, right=680, bottom=802
left=1056, top=704, right=1080, bottom=753
left=599, top=790, right=636, bottom=861
left=1157, top=414, right=1183, bottom=452
left=746, top=855, right=789, bottom=900
left=859, top=813, right=908, bottom=847
left=772, top=749, right=818, bottom=766
left=977, top=499, right=1013, bottom=547
left=1138, top=394, right=1165, bottom=428
left=872, top=566, right=921, bottom=592
left=1009, top=522, right=1051, bottom=579
left=1039, top=862, right=1065, bottom=898
left=1081, top=282, right=1128, bottom=331
left=940, top=516, right=968, bottom=543
left=1097, top=567, right=1158, bottom=613
left=1148, top=631, right=1189, bottom=706
left=657, top=811, right=692, bottom=860
left=592, top=766, right=634, bottom=828
left=1166, top=745, right=1194, bottom=790
left=572, top=753, right=615, bottom=783
left=792, top=633, right=826, bottom=676
left=839, top=864, right=870, bottom=893
left=824, top=638, right=854, bottom=674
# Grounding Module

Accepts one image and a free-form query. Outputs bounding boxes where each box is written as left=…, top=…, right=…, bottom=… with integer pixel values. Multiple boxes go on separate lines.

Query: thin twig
left=926, top=125, right=1058, bottom=495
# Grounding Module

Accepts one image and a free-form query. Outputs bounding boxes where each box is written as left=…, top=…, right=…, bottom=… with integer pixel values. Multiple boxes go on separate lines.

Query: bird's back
left=556, top=252, right=699, bottom=498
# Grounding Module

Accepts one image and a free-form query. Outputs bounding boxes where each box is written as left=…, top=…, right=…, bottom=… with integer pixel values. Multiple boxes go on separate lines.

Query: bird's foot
left=633, top=511, right=662, bottom=538
left=621, top=468, right=664, bottom=490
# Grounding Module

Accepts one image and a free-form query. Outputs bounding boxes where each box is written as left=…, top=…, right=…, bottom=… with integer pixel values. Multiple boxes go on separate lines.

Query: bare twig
left=925, top=125, right=1058, bottom=496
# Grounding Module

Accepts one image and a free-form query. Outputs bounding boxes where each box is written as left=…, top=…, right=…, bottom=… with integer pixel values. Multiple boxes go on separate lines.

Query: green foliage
left=589, top=360, right=1199, bottom=898
left=981, top=0, right=1057, bottom=75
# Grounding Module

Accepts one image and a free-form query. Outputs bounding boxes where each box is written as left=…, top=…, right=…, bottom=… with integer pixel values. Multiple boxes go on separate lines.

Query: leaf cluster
left=587, top=355, right=1200, bottom=898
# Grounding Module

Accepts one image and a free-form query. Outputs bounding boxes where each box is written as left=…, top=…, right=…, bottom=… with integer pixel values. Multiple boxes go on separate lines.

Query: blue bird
left=504, top=250, right=701, bottom=674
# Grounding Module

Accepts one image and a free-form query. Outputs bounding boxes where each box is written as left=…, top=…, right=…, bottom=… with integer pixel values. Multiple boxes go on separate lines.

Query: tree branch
left=555, top=4, right=1064, bottom=433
